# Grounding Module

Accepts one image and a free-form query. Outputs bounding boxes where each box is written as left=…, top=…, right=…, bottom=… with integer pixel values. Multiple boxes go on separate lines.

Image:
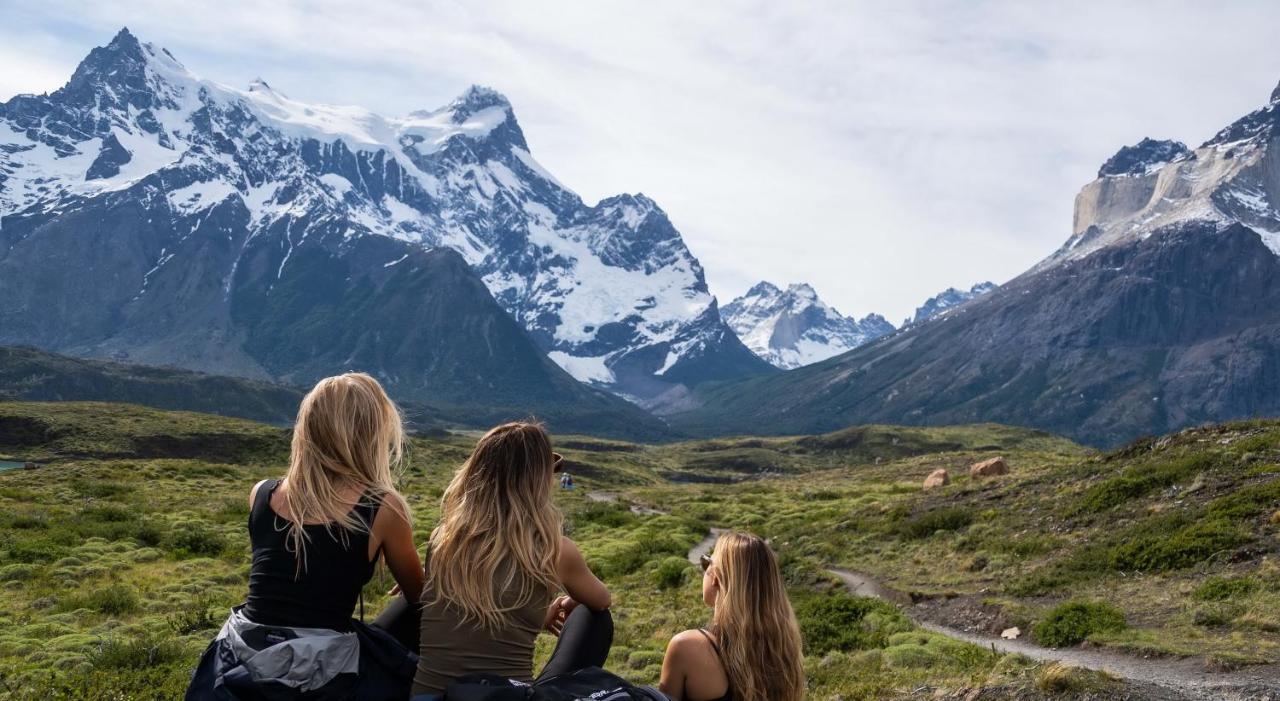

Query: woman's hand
left=543, top=595, right=578, bottom=636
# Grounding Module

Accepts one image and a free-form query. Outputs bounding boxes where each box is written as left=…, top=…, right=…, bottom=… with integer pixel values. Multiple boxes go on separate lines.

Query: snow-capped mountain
left=0, top=28, right=770, bottom=408
left=721, top=282, right=894, bottom=369
left=904, top=282, right=998, bottom=326
left=1042, top=79, right=1280, bottom=271
left=672, top=77, right=1280, bottom=447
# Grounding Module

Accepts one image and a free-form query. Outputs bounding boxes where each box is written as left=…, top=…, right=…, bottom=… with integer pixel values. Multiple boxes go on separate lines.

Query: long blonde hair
left=280, top=373, right=409, bottom=567
left=426, top=421, right=563, bottom=629
left=709, top=532, right=806, bottom=701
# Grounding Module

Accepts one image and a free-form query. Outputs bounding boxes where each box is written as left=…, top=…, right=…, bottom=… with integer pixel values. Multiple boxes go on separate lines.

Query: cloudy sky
left=2, top=1, right=1279, bottom=321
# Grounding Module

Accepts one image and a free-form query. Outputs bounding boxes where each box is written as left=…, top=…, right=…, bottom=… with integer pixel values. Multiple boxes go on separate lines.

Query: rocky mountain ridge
left=0, top=28, right=770, bottom=409
left=721, top=282, right=894, bottom=369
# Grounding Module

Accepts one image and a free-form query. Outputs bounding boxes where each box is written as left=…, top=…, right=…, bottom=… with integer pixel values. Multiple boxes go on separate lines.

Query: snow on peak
left=723, top=281, right=894, bottom=369
left=447, top=85, right=512, bottom=122
left=1041, top=76, right=1280, bottom=271
left=1097, top=138, right=1191, bottom=178
left=906, top=282, right=997, bottom=326
left=1, top=28, right=758, bottom=401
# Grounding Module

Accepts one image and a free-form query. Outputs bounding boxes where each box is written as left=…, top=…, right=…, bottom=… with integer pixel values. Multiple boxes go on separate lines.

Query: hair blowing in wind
left=711, top=532, right=806, bottom=701
left=426, top=422, right=564, bottom=629
left=280, top=373, right=410, bottom=567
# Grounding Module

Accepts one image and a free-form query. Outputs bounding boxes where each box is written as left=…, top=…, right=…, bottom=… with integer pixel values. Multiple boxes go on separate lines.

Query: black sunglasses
left=552, top=452, right=564, bottom=473
left=699, top=554, right=713, bottom=572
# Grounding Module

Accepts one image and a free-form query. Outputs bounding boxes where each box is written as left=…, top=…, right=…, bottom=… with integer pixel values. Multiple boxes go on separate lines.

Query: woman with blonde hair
left=382, top=421, right=612, bottom=698
left=658, top=532, right=805, bottom=701
left=187, top=373, right=424, bottom=700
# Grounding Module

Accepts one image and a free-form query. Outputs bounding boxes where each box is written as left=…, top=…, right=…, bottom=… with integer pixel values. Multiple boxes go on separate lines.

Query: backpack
left=444, top=668, right=669, bottom=701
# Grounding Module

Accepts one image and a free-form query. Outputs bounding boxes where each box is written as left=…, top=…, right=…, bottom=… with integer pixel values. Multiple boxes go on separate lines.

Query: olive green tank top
left=412, top=554, right=556, bottom=695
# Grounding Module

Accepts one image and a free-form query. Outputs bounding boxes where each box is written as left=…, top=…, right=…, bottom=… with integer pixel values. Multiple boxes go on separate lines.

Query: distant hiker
left=658, top=532, right=805, bottom=701
left=561, top=471, right=575, bottom=490
left=375, top=422, right=614, bottom=698
left=187, top=373, right=424, bottom=700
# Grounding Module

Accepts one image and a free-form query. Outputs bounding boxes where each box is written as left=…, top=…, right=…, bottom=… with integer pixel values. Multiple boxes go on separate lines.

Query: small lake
left=0, top=460, right=26, bottom=472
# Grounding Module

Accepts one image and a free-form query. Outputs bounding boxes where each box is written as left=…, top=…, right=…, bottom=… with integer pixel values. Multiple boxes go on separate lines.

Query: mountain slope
left=0, top=346, right=303, bottom=425
left=0, top=29, right=675, bottom=439
left=671, top=78, right=1280, bottom=447
left=722, top=282, right=894, bottom=369
left=0, top=29, right=770, bottom=404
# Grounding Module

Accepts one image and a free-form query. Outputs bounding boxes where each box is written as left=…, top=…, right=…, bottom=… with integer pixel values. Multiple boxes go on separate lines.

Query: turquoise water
left=0, top=461, right=26, bottom=471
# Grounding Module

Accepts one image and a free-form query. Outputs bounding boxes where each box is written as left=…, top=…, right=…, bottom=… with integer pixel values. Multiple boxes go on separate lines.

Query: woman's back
left=413, top=554, right=555, bottom=694
left=243, top=479, right=378, bottom=630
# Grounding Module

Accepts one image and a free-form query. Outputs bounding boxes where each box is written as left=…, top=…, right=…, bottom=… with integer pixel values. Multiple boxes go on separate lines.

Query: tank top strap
left=250, top=479, right=281, bottom=527
left=354, top=489, right=382, bottom=531
left=697, top=627, right=723, bottom=657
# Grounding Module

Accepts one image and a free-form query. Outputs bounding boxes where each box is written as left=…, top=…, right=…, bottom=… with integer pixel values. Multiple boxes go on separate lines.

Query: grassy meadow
left=1, top=401, right=1277, bottom=698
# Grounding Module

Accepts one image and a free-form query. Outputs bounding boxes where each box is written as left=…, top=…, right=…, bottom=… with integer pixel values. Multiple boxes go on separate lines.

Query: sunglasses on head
left=552, top=452, right=564, bottom=473
left=699, top=553, right=713, bottom=572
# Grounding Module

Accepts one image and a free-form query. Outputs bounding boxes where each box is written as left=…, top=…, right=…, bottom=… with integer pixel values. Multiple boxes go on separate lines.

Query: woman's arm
left=556, top=536, right=611, bottom=611
left=658, top=631, right=696, bottom=700
left=372, top=498, right=425, bottom=603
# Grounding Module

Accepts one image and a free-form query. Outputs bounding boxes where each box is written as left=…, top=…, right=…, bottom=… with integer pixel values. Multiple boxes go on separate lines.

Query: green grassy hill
left=3, top=401, right=1275, bottom=698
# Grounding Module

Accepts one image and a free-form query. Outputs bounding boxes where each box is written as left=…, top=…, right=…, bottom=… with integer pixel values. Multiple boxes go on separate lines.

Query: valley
left=1, top=401, right=1277, bottom=699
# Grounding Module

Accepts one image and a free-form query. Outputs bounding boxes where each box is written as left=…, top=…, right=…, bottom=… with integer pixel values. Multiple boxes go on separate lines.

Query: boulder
left=969, top=457, right=1008, bottom=478
left=923, top=468, right=950, bottom=490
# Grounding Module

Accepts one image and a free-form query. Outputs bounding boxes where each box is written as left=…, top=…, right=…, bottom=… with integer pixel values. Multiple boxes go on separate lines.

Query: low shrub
left=6, top=537, right=70, bottom=564
left=651, top=557, right=689, bottom=590
left=58, top=583, right=140, bottom=616
left=1193, top=576, right=1259, bottom=601
left=167, top=593, right=224, bottom=634
left=896, top=507, right=974, bottom=540
left=162, top=523, right=227, bottom=558
left=794, top=592, right=908, bottom=654
left=1073, top=454, right=1212, bottom=513
left=1033, top=600, right=1126, bottom=647
left=1110, top=515, right=1246, bottom=572
left=88, top=632, right=185, bottom=670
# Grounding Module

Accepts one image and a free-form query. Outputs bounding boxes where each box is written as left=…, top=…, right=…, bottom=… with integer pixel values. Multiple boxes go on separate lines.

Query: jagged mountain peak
left=723, top=281, right=894, bottom=369
left=1043, top=75, right=1280, bottom=271
left=0, top=27, right=772, bottom=408
left=745, top=280, right=782, bottom=296
left=1097, top=138, right=1191, bottom=178
left=906, top=282, right=997, bottom=326
left=448, top=84, right=512, bottom=121
left=1271, top=78, right=1280, bottom=104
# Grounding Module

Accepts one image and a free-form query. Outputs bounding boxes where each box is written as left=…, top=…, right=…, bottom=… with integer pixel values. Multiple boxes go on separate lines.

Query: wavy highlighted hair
left=709, top=532, right=805, bottom=701
left=426, top=421, right=562, bottom=629
left=280, top=373, right=409, bottom=568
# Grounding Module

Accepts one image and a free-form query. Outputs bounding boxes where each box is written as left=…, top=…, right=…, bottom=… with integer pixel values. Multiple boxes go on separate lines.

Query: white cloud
left=2, top=0, right=1279, bottom=321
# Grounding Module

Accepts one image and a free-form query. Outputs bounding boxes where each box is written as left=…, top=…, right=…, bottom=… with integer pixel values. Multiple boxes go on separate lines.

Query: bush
left=1033, top=600, right=1126, bottom=647
left=167, top=593, right=224, bottom=634
left=6, top=537, right=70, bottom=563
left=1074, top=454, right=1212, bottom=513
left=162, top=522, right=227, bottom=558
left=896, top=507, right=974, bottom=539
left=1193, top=576, right=1259, bottom=601
left=1192, top=603, right=1242, bottom=627
left=70, top=479, right=130, bottom=499
left=88, top=632, right=185, bottom=670
left=651, top=557, right=689, bottom=590
left=1110, top=516, right=1246, bottom=572
left=794, top=592, right=908, bottom=654
left=59, top=583, right=141, bottom=616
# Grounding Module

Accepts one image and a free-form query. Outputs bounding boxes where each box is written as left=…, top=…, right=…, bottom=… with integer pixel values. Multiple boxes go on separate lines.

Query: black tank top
left=243, top=479, right=380, bottom=630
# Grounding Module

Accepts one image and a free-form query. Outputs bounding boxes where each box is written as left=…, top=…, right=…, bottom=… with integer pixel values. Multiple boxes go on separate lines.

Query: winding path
left=825, top=566, right=1280, bottom=700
